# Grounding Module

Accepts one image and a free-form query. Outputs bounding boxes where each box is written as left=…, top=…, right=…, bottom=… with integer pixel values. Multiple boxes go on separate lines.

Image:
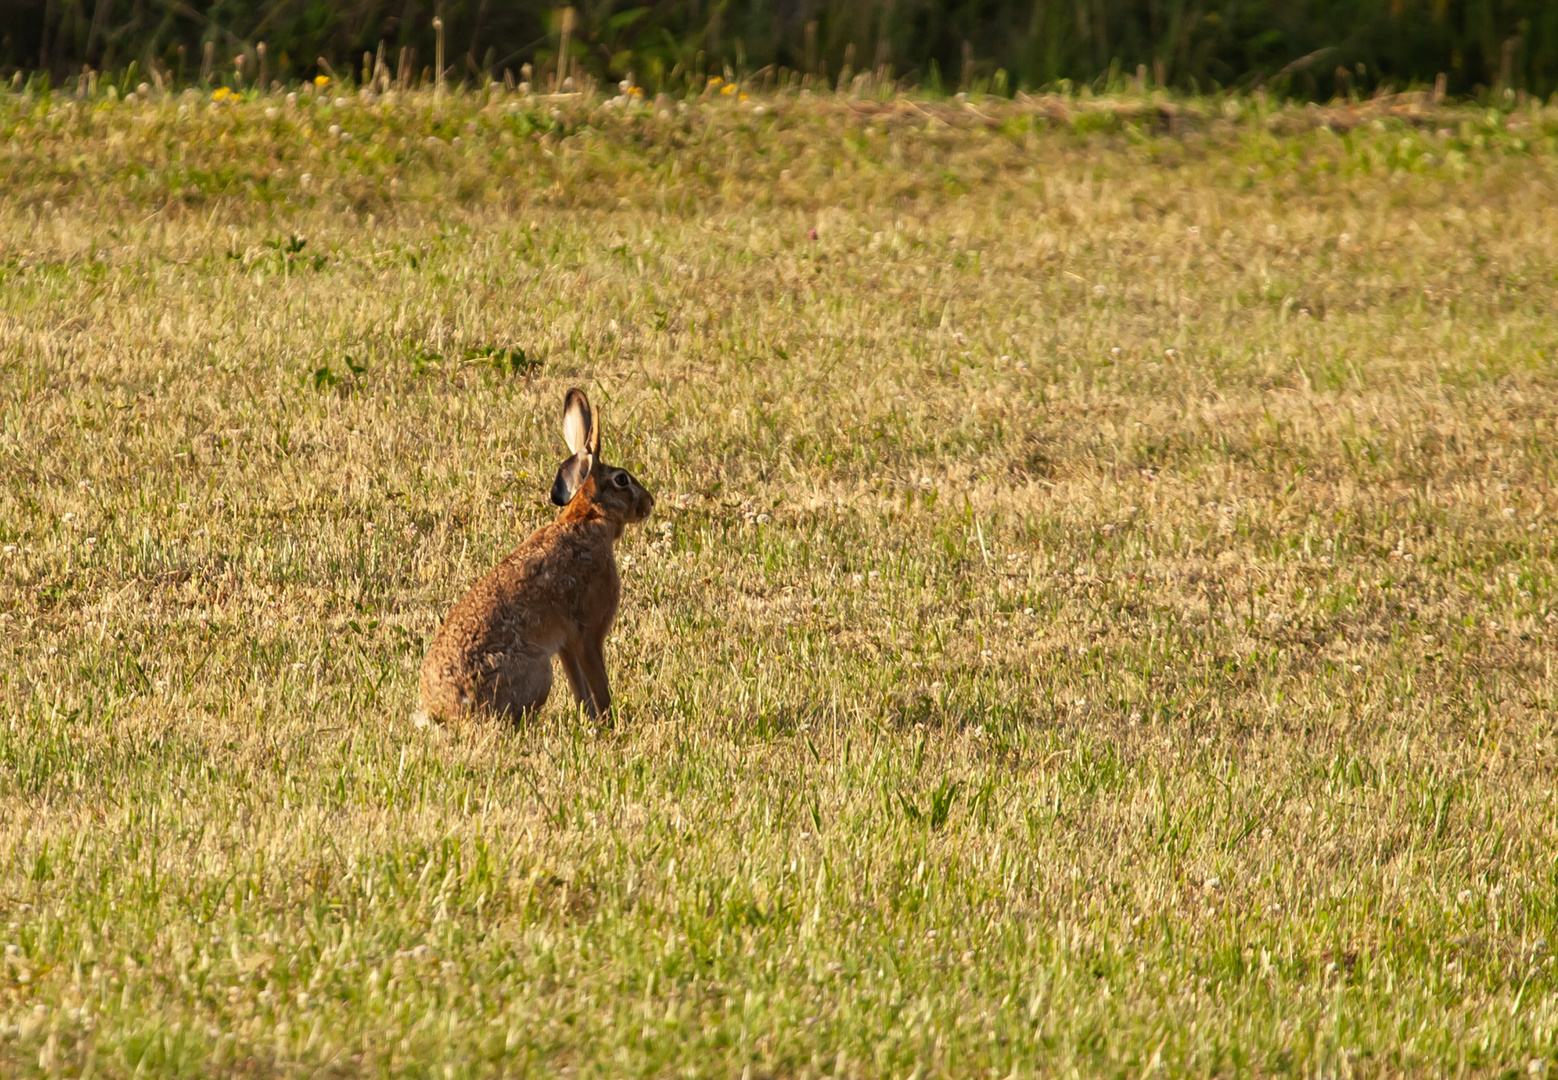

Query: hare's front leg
left=560, top=638, right=612, bottom=721
left=557, top=647, right=591, bottom=716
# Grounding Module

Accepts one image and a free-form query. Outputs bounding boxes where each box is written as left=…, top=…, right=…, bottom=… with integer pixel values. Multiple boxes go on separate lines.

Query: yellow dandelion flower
left=212, top=87, right=232, bottom=101
left=739, top=92, right=749, bottom=101
left=314, top=75, right=331, bottom=88
left=720, top=82, right=737, bottom=96
left=707, top=76, right=723, bottom=87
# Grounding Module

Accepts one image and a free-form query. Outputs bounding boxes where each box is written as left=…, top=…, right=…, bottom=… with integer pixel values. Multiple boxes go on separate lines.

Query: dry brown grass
left=1, top=85, right=1557, bottom=1077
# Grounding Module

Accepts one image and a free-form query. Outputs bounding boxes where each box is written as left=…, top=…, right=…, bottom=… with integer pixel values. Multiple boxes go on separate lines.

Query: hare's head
left=549, top=388, right=654, bottom=525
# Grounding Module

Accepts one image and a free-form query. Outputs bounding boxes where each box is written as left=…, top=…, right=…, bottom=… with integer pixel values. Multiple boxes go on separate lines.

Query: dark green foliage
left=3, top=0, right=1556, bottom=99
left=262, top=235, right=327, bottom=274
left=465, top=345, right=542, bottom=378
left=896, top=776, right=962, bottom=829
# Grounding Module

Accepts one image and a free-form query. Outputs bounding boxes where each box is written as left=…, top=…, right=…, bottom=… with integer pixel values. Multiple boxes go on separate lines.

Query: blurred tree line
left=1, top=0, right=1553, bottom=99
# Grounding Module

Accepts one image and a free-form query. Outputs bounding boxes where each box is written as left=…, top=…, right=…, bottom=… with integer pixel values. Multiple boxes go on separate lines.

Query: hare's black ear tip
left=550, top=451, right=592, bottom=506
left=549, top=473, right=572, bottom=506
left=564, top=387, right=589, bottom=409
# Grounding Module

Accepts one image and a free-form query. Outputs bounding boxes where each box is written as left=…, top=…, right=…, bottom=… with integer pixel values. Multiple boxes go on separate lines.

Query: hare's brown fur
left=418, top=390, right=652, bottom=723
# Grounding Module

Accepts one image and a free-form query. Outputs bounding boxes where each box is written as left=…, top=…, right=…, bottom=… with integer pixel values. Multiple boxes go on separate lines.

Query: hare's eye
left=613, top=473, right=631, bottom=489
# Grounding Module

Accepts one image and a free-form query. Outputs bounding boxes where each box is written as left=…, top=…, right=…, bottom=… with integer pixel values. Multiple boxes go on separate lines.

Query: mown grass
left=1, top=83, right=1557, bottom=1077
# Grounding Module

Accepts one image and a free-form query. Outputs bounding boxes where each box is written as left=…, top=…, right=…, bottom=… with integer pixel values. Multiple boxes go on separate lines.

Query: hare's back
left=438, top=550, right=566, bottom=654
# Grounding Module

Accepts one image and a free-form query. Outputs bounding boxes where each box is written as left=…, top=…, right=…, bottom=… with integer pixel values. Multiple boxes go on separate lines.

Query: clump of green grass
left=0, top=86, right=1556, bottom=1077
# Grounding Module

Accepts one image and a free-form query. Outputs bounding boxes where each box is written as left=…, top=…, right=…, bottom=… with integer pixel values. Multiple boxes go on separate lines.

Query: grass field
left=2, top=83, right=1558, bottom=1077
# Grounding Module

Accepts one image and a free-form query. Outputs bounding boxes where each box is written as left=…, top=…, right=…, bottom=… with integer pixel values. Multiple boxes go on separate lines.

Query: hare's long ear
left=550, top=451, right=594, bottom=506
left=562, top=388, right=592, bottom=456
left=553, top=388, right=600, bottom=505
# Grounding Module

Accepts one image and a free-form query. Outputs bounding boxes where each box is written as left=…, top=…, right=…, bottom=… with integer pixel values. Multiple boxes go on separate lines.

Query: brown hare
left=417, top=388, right=654, bottom=724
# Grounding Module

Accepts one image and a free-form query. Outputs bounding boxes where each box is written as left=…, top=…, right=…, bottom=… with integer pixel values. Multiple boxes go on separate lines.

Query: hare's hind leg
left=489, top=650, right=554, bottom=723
